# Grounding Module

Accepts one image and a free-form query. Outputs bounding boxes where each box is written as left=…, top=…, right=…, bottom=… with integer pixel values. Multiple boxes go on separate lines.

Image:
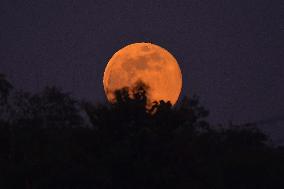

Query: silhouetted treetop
left=0, top=74, right=13, bottom=104
left=0, top=74, right=283, bottom=189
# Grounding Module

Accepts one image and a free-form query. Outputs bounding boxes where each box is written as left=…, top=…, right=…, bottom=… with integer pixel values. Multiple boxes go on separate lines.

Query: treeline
left=0, top=74, right=283, bottom=189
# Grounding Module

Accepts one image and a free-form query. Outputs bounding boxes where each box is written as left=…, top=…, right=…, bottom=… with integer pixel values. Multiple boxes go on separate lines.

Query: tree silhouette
left=0, top=74, right=13, bottom=105
left=0, top=75, right=283, bottom=189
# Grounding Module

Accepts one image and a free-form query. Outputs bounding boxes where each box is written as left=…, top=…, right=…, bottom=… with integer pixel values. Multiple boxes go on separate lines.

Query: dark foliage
left=0, top=75, right=283, bottom=189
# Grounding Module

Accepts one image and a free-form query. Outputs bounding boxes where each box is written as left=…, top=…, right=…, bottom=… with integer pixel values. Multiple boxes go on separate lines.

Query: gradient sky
left=1, top=1, right=283, bottom=143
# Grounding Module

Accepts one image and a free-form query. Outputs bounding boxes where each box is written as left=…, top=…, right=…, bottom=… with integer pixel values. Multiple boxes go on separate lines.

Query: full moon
left=103, top=42, right=182, bottom=106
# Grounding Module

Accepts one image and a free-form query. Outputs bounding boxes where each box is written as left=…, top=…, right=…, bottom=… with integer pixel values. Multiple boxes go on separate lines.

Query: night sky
left=1, top=1, right=283, bottom=143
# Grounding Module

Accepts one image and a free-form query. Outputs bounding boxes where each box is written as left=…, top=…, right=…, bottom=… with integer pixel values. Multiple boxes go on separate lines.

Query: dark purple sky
left=1, top=1, right=283, bottom=142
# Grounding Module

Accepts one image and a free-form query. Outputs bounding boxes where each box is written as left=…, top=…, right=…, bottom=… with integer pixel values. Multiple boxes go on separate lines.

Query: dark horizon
left=0, top=79, right=283, bottom=188
left=1, top=72, right=284, bottom=146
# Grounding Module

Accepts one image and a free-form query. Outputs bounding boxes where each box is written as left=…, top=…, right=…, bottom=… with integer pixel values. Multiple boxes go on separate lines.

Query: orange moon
left=103, top=42, right=182, bottom=105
